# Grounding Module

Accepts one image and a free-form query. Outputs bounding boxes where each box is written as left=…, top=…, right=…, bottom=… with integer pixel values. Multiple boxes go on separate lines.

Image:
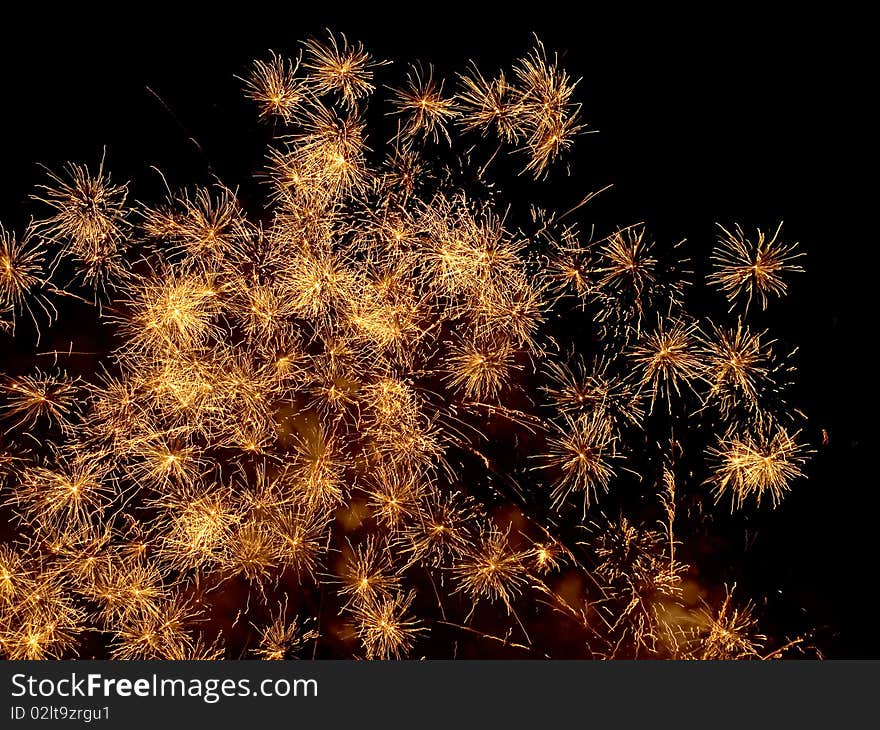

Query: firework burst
left=707, top=426, right=809, bottom=510
left=0, top=33, right=814, bottom=661
left=710, top=223, right=804, bottom=311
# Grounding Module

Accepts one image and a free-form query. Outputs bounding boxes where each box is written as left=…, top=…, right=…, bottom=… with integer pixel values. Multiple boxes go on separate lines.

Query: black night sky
left=0, top=6, right=872, bottom=657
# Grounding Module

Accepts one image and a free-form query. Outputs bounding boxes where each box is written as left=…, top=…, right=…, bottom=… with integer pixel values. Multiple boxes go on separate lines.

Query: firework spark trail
left=0, top=34, right=811, bottom=660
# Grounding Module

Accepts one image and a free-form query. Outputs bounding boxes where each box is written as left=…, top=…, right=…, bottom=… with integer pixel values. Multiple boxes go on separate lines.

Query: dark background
left=0, top=6, right=872, bottom=657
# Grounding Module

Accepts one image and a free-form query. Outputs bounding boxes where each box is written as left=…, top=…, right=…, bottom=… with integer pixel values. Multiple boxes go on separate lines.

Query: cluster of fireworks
left=0, top=33, right=810, bottom=660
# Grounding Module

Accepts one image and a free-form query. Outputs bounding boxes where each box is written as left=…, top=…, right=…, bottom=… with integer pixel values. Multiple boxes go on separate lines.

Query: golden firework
left=0, top=33, right=814, bottom=661
left=390, top=64, right=459, bottom=144
left=707, top=426, right=808, bottom=510
left=243, top=51, right=307, bottom=122
left=453, top=526, right=528, bottom=612
left=631, top=319, right=703, bottom=411
left=352, top=590, right=424, bottom=660
left=302, top=31, right=386, bottom=109
left=710, top=222, right=803, bottom=311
